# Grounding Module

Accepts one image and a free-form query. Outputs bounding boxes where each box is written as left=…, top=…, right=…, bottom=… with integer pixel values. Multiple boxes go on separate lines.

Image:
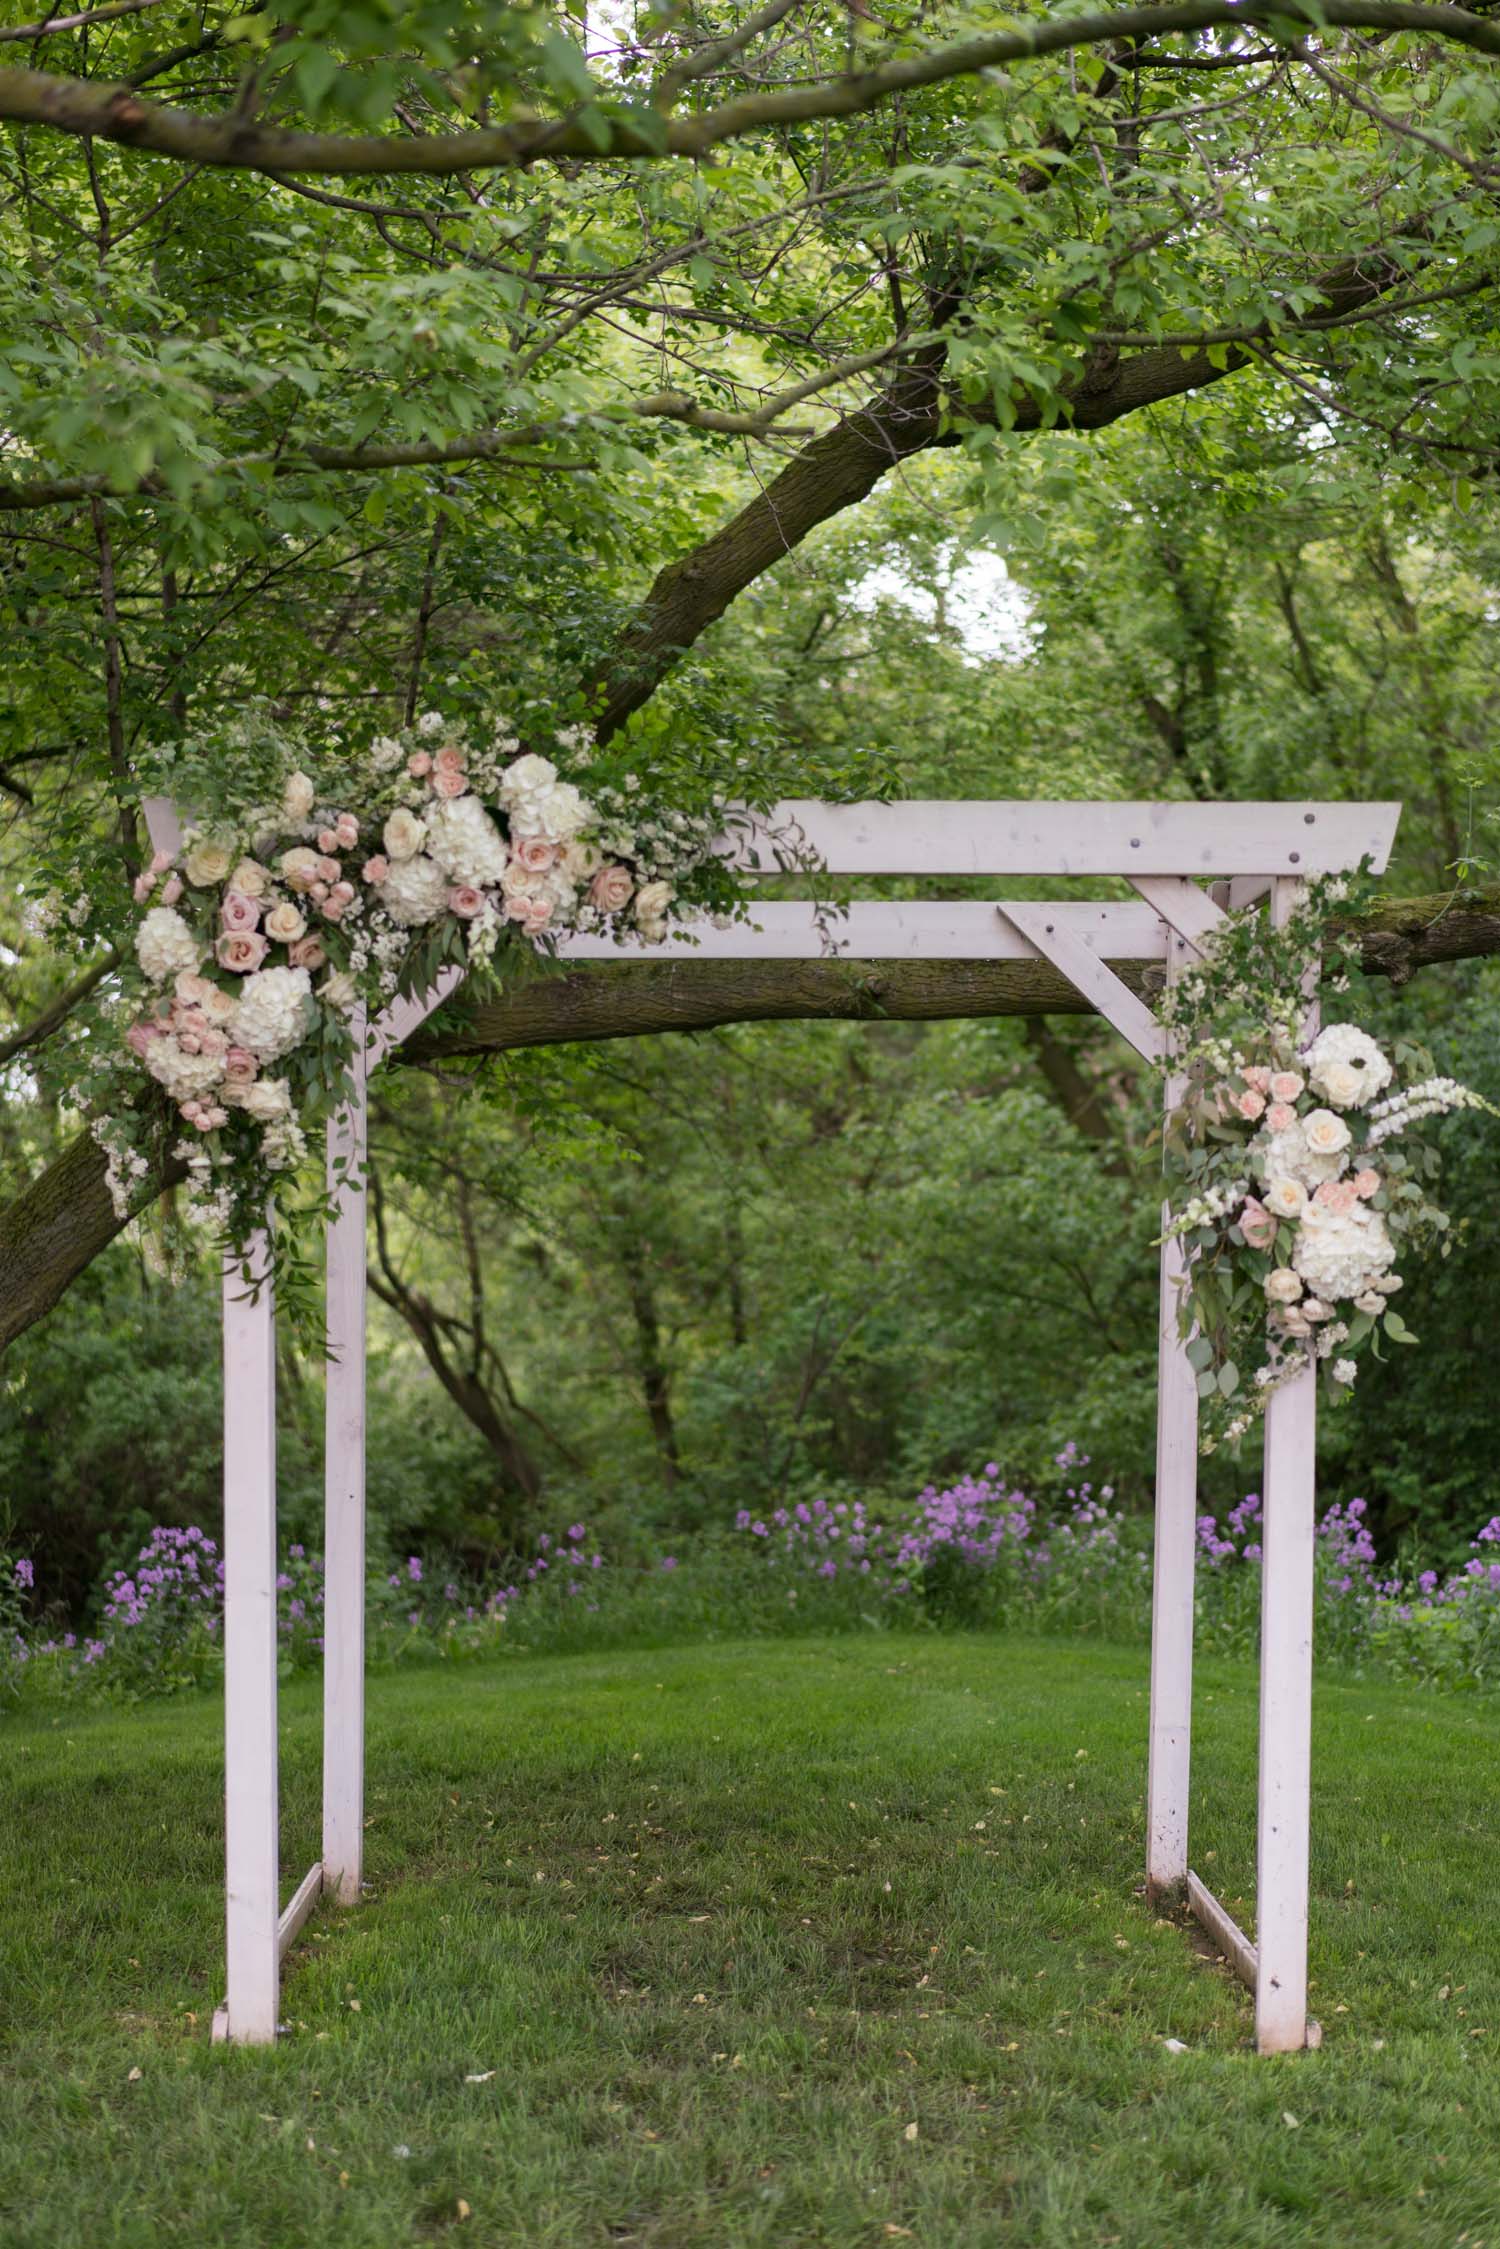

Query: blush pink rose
left=1239, top=1196, right=1278, bottom=1251
left=589, top=864, right=634, bottom=913
left=124, top=1020, right=160, bottom=1058
left=1242, top=1066, right=1272, bottom=1094
left=1354, top=1168, right=1381, bottom=1199
left=315, top=855, right=342, bottom=884
left=159, top=875, right=184, bottom=906
left=521, top=896, right=553, bottom=932
left=317, top=828, right=341, bottom=855
left=149, top=849, right=174, bottom=876
left=216, top=930, right=268, bottom=974
left=447, top=884, right=484, bottom=918
left=334, top=814, right=359, bottom=849
left=1267, top=1102, right=1297, bottom=1133
left=515, top=836, right=557, bottom=872
left=362, top=855, right=390, bottom=884
left=1270, top=1071, right=1305, bottom=1101
left=407, top=751, right=432, bottom=778
left=132, top=873, right=155, bottom=903
left=430, top=769, right=468, bottom=800
left=329, top=880, right=355, bottom=904
left=433, top=745, right=466, bottom=779
left=1235, top=1089, right=1266, bottom=1121
left=289, top=935, right=327, bottom=970
left=222, top=1046, right=258, bottom=1087
left=321, top=896, right=347, bottom=923
left=220, top=890, right=261, bottom=934
left=1314, top=1179, right=1359, bottom=1215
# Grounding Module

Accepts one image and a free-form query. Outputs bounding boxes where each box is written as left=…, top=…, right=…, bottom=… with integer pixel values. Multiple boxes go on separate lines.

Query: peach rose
left=407, top=751, right=432, bottom=778
left=289, top=935, right=326, bottom=970
left=1238, top=1196, right=1278, bottom=1250
left=1267, top=1102, right=1296, bottom=1133
left=430, top=769, right=468, bottom=800
left=220, top=891, right=262, bottom=934
left=588, top=864, right=634, bottom=913
left=1270, top=1070, right=1304, bottom=1102
left=216, top=930, right=268, bottom=974
left=447, top=884, right=485, bottom=918
left=362, top=855, right=389, bottom=885
left=1354, top=1168, right=1381, bottom=1199
left=1235, top=1089, right=1266, bottom=1122
left=222, top=1046, right=258, bottom=1087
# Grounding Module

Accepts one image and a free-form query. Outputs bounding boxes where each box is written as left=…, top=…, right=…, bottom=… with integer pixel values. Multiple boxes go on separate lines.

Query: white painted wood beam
left=277, top=1862, right=324, bottom=1962
left=1188, top=1872, right=1259, bottom=1994
left=1128, top=876, right=1228, bottom=957
left=727, top=800, right=1401, bottom=878
left=1146, top=930, right=1198, bottom=1900
left=222, top=1228, right=281, bottom=2045
left=557, top=899, right=1172, bottom=964
left=322, top=1015, right=368, bottom=1909
left=997, top=903, right=1166, bottom=1062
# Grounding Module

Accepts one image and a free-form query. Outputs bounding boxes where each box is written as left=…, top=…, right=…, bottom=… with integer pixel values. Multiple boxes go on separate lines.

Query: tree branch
left=0, top=6, right=1496, bottom=176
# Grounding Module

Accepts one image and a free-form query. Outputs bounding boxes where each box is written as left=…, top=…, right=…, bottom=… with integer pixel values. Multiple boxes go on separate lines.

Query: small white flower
left=1332, top=1358, right=1358, bottom=1387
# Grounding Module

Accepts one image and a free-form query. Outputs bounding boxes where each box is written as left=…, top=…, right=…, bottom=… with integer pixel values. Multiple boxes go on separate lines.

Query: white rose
left=184, top=839, right=233, bottom=888
left=229, top=857, right=270, bottom=898
left=384, top=808, right=428, bottom=863
left=1264, top=1177, right=1307, bottom=1220
left=1302, top=1107, right=1351, bottom=1158
left=380, top=852, right=451, bottom=926
left=282, top=772, right=317, bottom=822
left=634, top=880, right=672, bottom=926
left=1313, top=1061, right=1365, bottom=1110
left=264, top=901, right=306, bottom=944
left=136, top=906, right=201, bottom=985
left=1264, top=1267, right=1303, bottom=1304
left=241, top=1076, right=293, bottom=1122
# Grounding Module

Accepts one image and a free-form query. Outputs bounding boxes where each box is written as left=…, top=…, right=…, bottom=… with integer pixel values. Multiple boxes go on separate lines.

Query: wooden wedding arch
left=141, top=795, right=1402, bottom=2058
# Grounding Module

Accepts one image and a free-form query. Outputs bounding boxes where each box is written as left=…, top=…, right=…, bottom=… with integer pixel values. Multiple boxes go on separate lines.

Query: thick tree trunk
left=1, top=884, right=1495, bottom=1355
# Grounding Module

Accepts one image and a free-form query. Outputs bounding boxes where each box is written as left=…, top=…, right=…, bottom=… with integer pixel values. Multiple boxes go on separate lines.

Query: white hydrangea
left=1303, top=1022, right=1393, bottom=1110
left=1257, top=1120, right=1344, bottom=1190
left=142, top=1037, right=227, bottom=1104
left=425, top=794, right=510, bottom=887
left=230, top=965, right=313, bottom=1062
left=498, top=752, right=556, bottom=809
left=1292, top=1204, right=1396, bottom=1303
left=380, top=852, right=451, bottom=926
left=136, top=907, right=202, bottom=986
left=531, top=780, right=588, bottom=840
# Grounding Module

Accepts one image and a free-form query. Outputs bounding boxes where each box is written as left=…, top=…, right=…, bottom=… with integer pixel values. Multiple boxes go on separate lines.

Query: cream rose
left=264, top=901, right=307, bottom=944
left=320, top=970, right=357, bottom=1012
left=1303, top=1107, right=1352, bottom=1158
left=279, top=846, right=323, bottom=893
left=633, top=880, right=672, bottom=926
left=185, top=839, right=234, bottom=888
left=384, top=808, right=427, bottom=863
left=1264, top=1267, right=1304, bottom=1305
left=229, top=857, right=270, bottom=898
left=241, top=1076, right=293, bottom=1123
left=1315, top=1061, right=1363, bottom=1109
left=1264, top=1177, right=1307, bottom=1220
left=282, top=772, right=316, bottom=822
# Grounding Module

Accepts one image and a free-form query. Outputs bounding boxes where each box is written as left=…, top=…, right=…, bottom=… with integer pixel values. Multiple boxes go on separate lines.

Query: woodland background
left=1, top=0, right=1497, bottom=1614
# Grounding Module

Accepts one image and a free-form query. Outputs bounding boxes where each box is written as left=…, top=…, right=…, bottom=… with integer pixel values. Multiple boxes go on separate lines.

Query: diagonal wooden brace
left=997, top=902, right=1165, bottom=1063
left=1128, top=875, right=1229, bottom=957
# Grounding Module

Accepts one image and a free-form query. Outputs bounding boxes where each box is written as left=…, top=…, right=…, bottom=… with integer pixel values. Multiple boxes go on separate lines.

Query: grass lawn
left=2, top=1632, right=1498, bottom=2248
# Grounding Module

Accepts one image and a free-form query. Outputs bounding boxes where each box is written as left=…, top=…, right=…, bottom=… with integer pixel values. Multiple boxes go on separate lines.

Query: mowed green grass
left=2, top=1635, right=1498, bottom=2249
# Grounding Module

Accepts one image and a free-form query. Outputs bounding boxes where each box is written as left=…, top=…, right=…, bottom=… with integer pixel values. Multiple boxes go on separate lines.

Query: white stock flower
left=380, top=852, right=451, bottom=926
left=1264, top=1267, right=1304, bottom=1305
left=425, top=794, right=509, bottom=886
left=383, top=807, right=427, bottom=863
left=231, top=965, right=313, bottom=1062
left=136, top=906, right=202, bottom=985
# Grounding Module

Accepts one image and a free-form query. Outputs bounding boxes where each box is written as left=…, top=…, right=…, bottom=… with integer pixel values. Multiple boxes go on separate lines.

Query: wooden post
left=222, top=1226, right=281, bottom=2044
left=1255, top=878, right=1319, bottom=2054
left=322, top=1012, right=368, bottom=1907
left=1146, top=934, right=1198, bottom=1900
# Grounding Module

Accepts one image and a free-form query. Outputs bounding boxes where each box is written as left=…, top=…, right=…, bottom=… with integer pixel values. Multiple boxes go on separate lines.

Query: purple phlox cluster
left=14, top=1557, right=34, bottom=1590
left=895, top=1466, right=1034, bottom=1579
left=102, top=1524, right=222, bottom=1630
left=736, top=1495, right=890, bottom=1582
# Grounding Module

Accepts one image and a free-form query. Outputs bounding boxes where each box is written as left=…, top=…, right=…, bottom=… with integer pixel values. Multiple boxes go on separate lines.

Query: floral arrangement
left=76, top=711, right=745, bottom=1289
left=1159, top=878, right=1498, bottom=1449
